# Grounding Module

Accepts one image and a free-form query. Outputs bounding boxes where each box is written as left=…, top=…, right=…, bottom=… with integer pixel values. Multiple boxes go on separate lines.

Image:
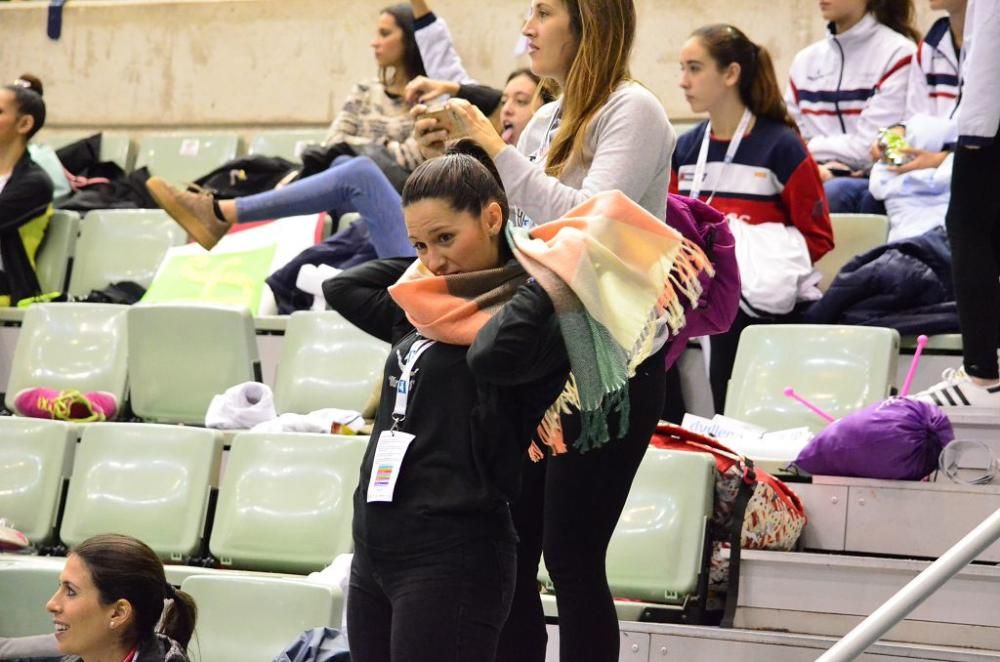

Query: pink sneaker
left=14, top=388, right=118, bottom=422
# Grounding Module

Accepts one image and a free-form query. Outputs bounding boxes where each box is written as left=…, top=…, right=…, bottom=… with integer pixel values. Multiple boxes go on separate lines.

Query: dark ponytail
left=692, top=24, right=798, bottom=132
left=72, top=534, right=198, bottom=651
left=3, top=73, right=46, bottom=141
left=160, top=586, right=197, bottom=650
left=868, top=0, right=920, bottom=42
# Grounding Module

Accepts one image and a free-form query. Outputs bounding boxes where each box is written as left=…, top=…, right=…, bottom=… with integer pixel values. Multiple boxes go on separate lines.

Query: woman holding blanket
left=323, top=141, right=709, bottom=662
left=413, top=1, right=676, bottom=660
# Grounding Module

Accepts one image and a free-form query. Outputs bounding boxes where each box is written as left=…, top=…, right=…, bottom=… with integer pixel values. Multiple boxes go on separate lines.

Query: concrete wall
left=1, top=0, right=943, bottom=135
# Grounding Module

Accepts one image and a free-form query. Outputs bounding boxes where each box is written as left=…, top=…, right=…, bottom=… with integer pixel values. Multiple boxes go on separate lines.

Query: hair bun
left=14, top=74, right=44, bottom=97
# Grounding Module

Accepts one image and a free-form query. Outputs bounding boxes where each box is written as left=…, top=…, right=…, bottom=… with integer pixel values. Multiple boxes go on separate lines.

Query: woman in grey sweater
left=414, top=2, right=675, bottom=661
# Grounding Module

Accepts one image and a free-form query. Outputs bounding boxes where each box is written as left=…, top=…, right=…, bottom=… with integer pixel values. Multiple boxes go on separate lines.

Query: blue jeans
left=347, top=538, right=516, bottom=662
left=823, top=176, right=885, bottom=215
left=235, top=156, right=415, bottom=259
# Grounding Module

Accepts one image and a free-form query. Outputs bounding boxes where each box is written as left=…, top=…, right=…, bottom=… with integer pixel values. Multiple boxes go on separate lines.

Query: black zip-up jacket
left=1, top=150, right=54, bottom=302
left=324, top=258, right=569, bottom=555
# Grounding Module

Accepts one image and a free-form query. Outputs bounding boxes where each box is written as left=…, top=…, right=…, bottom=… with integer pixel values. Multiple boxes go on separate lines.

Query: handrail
left=817, top=506, right=1000, bottom=661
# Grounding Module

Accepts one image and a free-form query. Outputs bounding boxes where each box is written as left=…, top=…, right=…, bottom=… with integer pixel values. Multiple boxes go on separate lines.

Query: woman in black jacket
left=0, top=76, right=54, bottom=306
left=323, top=141, right=569, bottom=662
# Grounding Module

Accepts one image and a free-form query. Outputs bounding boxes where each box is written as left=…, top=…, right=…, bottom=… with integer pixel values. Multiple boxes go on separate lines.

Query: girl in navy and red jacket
left=674, top=23, right=834, bottom=412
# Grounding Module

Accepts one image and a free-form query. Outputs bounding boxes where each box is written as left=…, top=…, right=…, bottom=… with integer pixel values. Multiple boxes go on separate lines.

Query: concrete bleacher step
left=792, top=475, right=1000, bottom=562
left=735, top=550, right=1000, bottom=651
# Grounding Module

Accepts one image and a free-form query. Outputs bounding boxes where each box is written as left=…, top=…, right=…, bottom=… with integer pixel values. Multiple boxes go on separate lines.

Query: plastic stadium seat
left=183, top=575, right=341, bottom=662
left=99, top=134, right=135, bottom=172
left=127, top=304, right=260, bottom=424
left=249, top=129, right=327, bottom=162
left=210, top=432, right=366, bottom=573
left=4, top=303, right=129, bottom=415
left=134, top=133, right=240, bottom=184
left=36, top=210, right=80, bottom=295
left=46, top=132, right=135, bottom=171
left=59, top=423, right=222, bottom=561
left=0, top=418, right=76, bottom=545
left=724, top=324, right=900, bottom=433
left=67, top=209, right=188, bottom=298
left=815, top=213, right=890, bottom=291
left=274, top=311, right=390, bottom=414
left=605, top=449, right=715, bottom=603
left=0, top=562, right=62, bottom=637
left=539, top=448, right=715, bottom=619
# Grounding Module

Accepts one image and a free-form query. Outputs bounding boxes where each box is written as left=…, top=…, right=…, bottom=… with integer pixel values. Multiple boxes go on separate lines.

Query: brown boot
left=146, top=177, right=233, bottom=250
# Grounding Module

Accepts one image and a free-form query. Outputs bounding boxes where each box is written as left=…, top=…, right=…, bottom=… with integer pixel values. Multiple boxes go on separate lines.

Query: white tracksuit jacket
left=786, top=13, right=916, bottom=170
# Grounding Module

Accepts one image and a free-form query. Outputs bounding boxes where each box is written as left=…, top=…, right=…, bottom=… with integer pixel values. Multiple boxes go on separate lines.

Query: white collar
left=827, top=12, right=879, bottom=43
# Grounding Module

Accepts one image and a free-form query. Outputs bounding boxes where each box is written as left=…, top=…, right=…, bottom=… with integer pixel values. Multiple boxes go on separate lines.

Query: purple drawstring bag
left=793, top=398, right=955, bottom=480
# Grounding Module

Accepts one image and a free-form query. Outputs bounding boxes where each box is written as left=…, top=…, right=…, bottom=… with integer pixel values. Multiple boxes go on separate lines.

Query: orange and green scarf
left=389, top=190, right=713, bottom=455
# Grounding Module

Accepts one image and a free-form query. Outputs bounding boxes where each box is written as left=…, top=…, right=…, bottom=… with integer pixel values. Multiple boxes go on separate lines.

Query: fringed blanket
left=389, top=190, right=713, bottom=455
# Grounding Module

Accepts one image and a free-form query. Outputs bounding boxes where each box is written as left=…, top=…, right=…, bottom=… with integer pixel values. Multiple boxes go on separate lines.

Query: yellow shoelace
left=35, top=389, right=105, bottom=423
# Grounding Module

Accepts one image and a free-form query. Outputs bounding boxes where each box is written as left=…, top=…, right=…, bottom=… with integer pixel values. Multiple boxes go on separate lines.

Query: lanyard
left=123, top=647, right=138, bottom=662
left=689, top=108, right=754, bottom=204
left=391, top=338, right=436, bottom=428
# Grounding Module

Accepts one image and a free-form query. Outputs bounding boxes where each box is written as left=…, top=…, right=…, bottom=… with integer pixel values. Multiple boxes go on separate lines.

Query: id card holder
left=366, top=430, right=416, bottom=503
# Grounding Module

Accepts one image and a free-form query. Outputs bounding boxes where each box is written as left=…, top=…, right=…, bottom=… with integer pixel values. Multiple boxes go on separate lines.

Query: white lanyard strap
left=689, top=108, right=754, bottom=204
left=392, top=338, right=436, bottom=426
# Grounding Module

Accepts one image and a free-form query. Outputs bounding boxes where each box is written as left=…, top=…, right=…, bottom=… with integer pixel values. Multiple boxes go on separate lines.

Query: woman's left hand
left=447, top=98, right=508, bottom=159
left=887, top=148, right=949, bottom=174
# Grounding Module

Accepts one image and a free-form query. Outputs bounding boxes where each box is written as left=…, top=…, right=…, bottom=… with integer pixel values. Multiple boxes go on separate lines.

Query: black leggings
left=496, top=350, right=666, bottom=662
left=946, top=133, right=1000, bottom=380
left=348, top=538, right=516, bottom=662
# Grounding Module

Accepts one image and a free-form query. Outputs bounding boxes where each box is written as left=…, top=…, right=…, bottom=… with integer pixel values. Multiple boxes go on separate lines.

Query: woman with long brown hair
left=785, top=0, right=918, bottom=214
left=673, top=23, right=834, bottom=414
left=413, top=1, right=674, bottom=660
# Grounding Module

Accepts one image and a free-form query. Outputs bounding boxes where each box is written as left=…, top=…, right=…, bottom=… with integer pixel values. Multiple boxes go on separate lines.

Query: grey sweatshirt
left=494, top=81, right=675, bottom=225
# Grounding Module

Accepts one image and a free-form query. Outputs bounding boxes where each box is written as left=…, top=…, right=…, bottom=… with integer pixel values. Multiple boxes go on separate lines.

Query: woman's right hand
left=411, top=103, right=449, bottom=159
left=404, top=76, right=460, bottom=106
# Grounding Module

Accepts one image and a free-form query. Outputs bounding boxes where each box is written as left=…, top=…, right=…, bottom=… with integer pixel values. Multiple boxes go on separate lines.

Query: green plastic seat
left=724, top=324, right=900, bottom=433
left=68, top=209, right=188, bottom=298
left=59, top=423, right=222, bottom=562
left=605, top=449, right=715, bottom=603
left=127, top=304, right=260, bottom=424
left=135, top=133, right=241, bottom=184
left=5, top=303, right=129, bottom=415
left=539, top=448, right=715, bottom=609
left=182, top=574, right=340, bottom=662
left=211, top=432, right=366, bottom=573
left=815, top=213, right=890, bottom=291
left=36, top=210, right=80, bottom=294
left=249, top=129, right=327, bottom=162
left=0, top=563, right=62, bottom=636
left=0, top=418, right=76, bottom=545
left=274, top=311, right=390, bottom=414
left=45, top=132, right=134, bottom=171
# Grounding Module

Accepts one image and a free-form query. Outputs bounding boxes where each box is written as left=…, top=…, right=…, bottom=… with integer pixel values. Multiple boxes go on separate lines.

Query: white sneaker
left=912, top=366, right=1000, bottom=408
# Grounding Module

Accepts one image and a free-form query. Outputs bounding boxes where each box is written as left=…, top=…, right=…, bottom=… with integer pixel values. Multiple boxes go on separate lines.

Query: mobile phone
left=420, top=106, right=468, bottom=139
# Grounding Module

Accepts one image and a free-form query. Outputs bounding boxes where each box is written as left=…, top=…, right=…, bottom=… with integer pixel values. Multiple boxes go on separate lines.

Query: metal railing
left=817, top=506, right=1000, bottom=661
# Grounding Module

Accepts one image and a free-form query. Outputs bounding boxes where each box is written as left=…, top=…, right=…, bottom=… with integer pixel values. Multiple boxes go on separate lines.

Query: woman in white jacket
left=785, top=0, right=918, bottom=213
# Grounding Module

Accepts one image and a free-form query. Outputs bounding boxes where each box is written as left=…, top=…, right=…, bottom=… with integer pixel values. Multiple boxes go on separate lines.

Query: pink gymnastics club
left=783, top=386, right=837, bottom=423
left=899, top=334, right=929, bottom=397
